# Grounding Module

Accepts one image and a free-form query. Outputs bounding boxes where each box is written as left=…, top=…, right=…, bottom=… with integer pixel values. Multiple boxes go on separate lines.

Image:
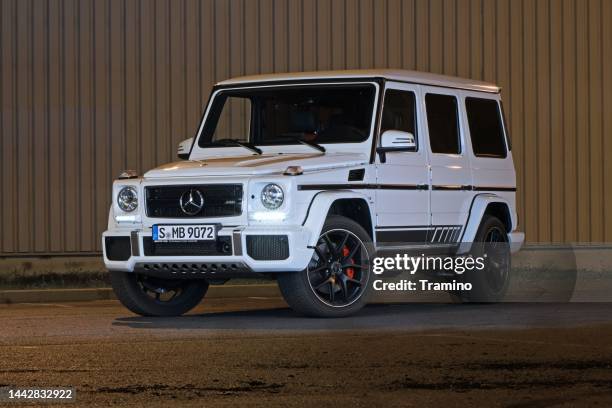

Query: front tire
left=110, top=272, right=209, bottom=316
left=278, top=216, right=374, bottom=317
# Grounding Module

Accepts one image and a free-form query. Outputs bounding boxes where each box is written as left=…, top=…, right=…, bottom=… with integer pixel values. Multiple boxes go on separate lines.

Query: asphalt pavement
left=1, top=297, right=612, bottom=406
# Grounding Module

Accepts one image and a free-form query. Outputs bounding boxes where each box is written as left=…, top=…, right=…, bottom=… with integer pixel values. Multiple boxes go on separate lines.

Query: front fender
left=302, top=190, right=373, bottom=247
left=457, top=194, right=518, bottom=254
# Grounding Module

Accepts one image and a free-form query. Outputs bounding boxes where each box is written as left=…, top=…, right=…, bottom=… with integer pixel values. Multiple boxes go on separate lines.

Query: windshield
left=198, top=84, right=377, bottom=148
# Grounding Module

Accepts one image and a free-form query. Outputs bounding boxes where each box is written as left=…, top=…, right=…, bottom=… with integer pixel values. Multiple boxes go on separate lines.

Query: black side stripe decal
left=376, top=229, right=429, bottom=244
left=432, top=185, right=516, bottom=192
left=298, top=184, right=516, bottom=192
left=297, top=184, right=428, bottom=191
left=375, top=225, right=464, bottom=244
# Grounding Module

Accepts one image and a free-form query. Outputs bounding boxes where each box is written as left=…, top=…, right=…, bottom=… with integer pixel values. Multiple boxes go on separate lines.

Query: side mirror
left=379, top=130, right=416, bottom=149
left=376, top=130, right=416, bottom=163
left=177, top=137, right=194, bottom=160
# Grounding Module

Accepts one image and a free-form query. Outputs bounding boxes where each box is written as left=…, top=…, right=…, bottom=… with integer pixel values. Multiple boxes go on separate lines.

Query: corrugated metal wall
left=1, top=0, right=611, bottom=255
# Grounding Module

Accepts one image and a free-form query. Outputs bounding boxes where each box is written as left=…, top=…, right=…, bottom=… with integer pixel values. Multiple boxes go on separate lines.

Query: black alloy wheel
left=306, top=229, right=369, bottom=307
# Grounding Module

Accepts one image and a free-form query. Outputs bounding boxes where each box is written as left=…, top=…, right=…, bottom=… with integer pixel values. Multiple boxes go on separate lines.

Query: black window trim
left=197, top=81, right=380, bottom=149
left=465, top=96, right=508, bottom=159
left=377, top=86, right=420, bottom=154
left=424, top=92, right=462, bottom=155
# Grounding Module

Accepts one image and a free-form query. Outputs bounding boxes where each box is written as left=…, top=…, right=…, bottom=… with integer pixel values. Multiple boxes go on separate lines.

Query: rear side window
left=425, top=94, right=460, bottom=154
left=465, top=97, right=507, bottom=158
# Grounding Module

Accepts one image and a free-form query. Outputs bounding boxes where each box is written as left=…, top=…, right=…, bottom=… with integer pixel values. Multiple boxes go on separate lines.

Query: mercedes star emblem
left=179, top=189, right=205, bottom=216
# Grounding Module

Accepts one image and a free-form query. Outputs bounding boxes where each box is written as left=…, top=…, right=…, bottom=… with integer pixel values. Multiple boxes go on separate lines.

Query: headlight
left=117, top=186, right=138, bottom=212
left=260, top=183, right=284, bottom=210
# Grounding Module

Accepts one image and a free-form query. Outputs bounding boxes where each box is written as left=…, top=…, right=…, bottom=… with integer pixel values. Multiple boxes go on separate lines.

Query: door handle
left=416, top=184, right=430, bottom=190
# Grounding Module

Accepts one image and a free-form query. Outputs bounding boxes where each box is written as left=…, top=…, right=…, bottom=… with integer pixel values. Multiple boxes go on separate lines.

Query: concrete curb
left=0, top=284, right=281, bottom=304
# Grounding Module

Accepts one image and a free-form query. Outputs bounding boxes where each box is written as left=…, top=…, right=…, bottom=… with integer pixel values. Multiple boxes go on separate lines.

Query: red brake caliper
left=342, top=246, right=355, bottom=279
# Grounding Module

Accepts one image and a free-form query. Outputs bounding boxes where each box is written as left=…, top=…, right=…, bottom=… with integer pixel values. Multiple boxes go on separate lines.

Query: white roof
left=217, top=69, right=500, bottom=93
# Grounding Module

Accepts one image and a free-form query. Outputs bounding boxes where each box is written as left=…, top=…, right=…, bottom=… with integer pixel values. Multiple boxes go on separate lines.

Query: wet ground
left=1, top=298, right=612, bottom=406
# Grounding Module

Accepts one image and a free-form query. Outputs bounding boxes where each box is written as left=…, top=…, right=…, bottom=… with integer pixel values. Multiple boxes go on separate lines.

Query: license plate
left=153, top=225, right=216, bottom=242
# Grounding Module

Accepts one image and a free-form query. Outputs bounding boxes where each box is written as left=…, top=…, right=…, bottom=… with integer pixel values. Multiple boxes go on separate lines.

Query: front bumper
left=508, top=231, right=525, bottom=253
left=102, top=225, right=314, bottom=275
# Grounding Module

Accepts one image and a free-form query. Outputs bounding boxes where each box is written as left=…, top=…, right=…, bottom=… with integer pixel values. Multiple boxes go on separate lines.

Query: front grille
left=142, top=236, right=232, bottom=256
left=146, top=184, right=242, bottom=218
left=246, top=235, right=289, bottom=260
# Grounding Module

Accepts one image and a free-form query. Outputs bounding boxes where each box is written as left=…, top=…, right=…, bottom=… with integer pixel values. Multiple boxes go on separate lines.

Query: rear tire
left=278, top=216, right=374, bottom=317
left=455, top=215, right=511, bottom=303
left=110, top=272, right=208, bottom=316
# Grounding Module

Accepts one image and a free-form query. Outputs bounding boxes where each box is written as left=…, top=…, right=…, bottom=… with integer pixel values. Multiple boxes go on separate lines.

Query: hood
left=144, top=153, right=368, bottom=179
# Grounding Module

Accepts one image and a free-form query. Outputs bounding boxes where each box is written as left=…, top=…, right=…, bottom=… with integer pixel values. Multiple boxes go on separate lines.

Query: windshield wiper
left=296, top=139, right=326, bottom=153
left=277, top=135, right=326, bottom=153
left=213, top=139, right=262, bottom=155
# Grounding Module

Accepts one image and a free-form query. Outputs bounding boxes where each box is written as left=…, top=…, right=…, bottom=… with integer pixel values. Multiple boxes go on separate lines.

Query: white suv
left=103, top=69, right=524, bottom=317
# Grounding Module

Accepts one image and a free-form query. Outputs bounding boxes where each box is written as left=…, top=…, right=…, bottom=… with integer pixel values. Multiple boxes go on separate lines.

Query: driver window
left=212, top=96, right=252, bottom=142
left=381, top=89, right=418, bottom=149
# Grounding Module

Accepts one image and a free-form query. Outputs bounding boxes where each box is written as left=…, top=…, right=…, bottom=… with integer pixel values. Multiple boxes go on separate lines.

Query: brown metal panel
left=125, top=0, right=141, bottom=172
left=302, top=0, right=316, bottom=70
left=603, top=0, right=612, bottom=241
left=373, top=0, right=386, bottom=68
left=455, top=0, right=470, bottom=77
left=243, top=0, right=259, bottom=74
left=588, top=0, right=603, bottom=242
left=154, top=0, right=171, bottom=165
left=15, top=0, right=33, bottom=252
left=401, top=0, right=416, bottom=70
left=258, top=0, right=273, bottom=73
left=139, top=0, right=156, bottom=174
left=415, top=0, right=428, bottom=71
left=92, top=0, right=111, bottom=251
left=185, top=0, right=201, bottom=137
left=288, top=0, right=303, bottom=71
left=230, top=0, right=245, bottom=76
left=562, top=0, right=578, bottom=242
left=469, top=0, right=482, bottom=79
left=316, top=0, right=332, bottom=70
left=200, top=0, right=215, bottom=104
left=2, top=0, right=612, bottom=255
left=509, top=0, right=525, bottom=240
left=109, top=0, right=126, bottom=214
left=1, top=0, right=17, bottom=253
left=358, top=0, right=373, bottom=68
left=47, top=0, right=65, bottom=253
left=429, top=0, right=443, bottom=74
left=442, top=0, right=456, bottom=76
left=549, top=0, right=564, bottom=243
left=170, top=0, right=187, bottom=151
left=32, top=0, right=49, bottom=252
left=522, top=0, right=538, bottom=243
left=482, top=0, right=495, bottom=82
left=575, top=0, right=590, bottom=242
left=77, top=0, right=96, bottom=251
left=331, top=0, right=346, bottom=69
left=63, top=0, right=79, bottom=251
left=495, top=0, right=510, bottom=94
left=345, top=0, right=359, bottom=69
left=387, top=0, right=401, bottom=69
left=274, top=0, right=289, bottom=72
left=536, top=0, right=552, bottom=243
